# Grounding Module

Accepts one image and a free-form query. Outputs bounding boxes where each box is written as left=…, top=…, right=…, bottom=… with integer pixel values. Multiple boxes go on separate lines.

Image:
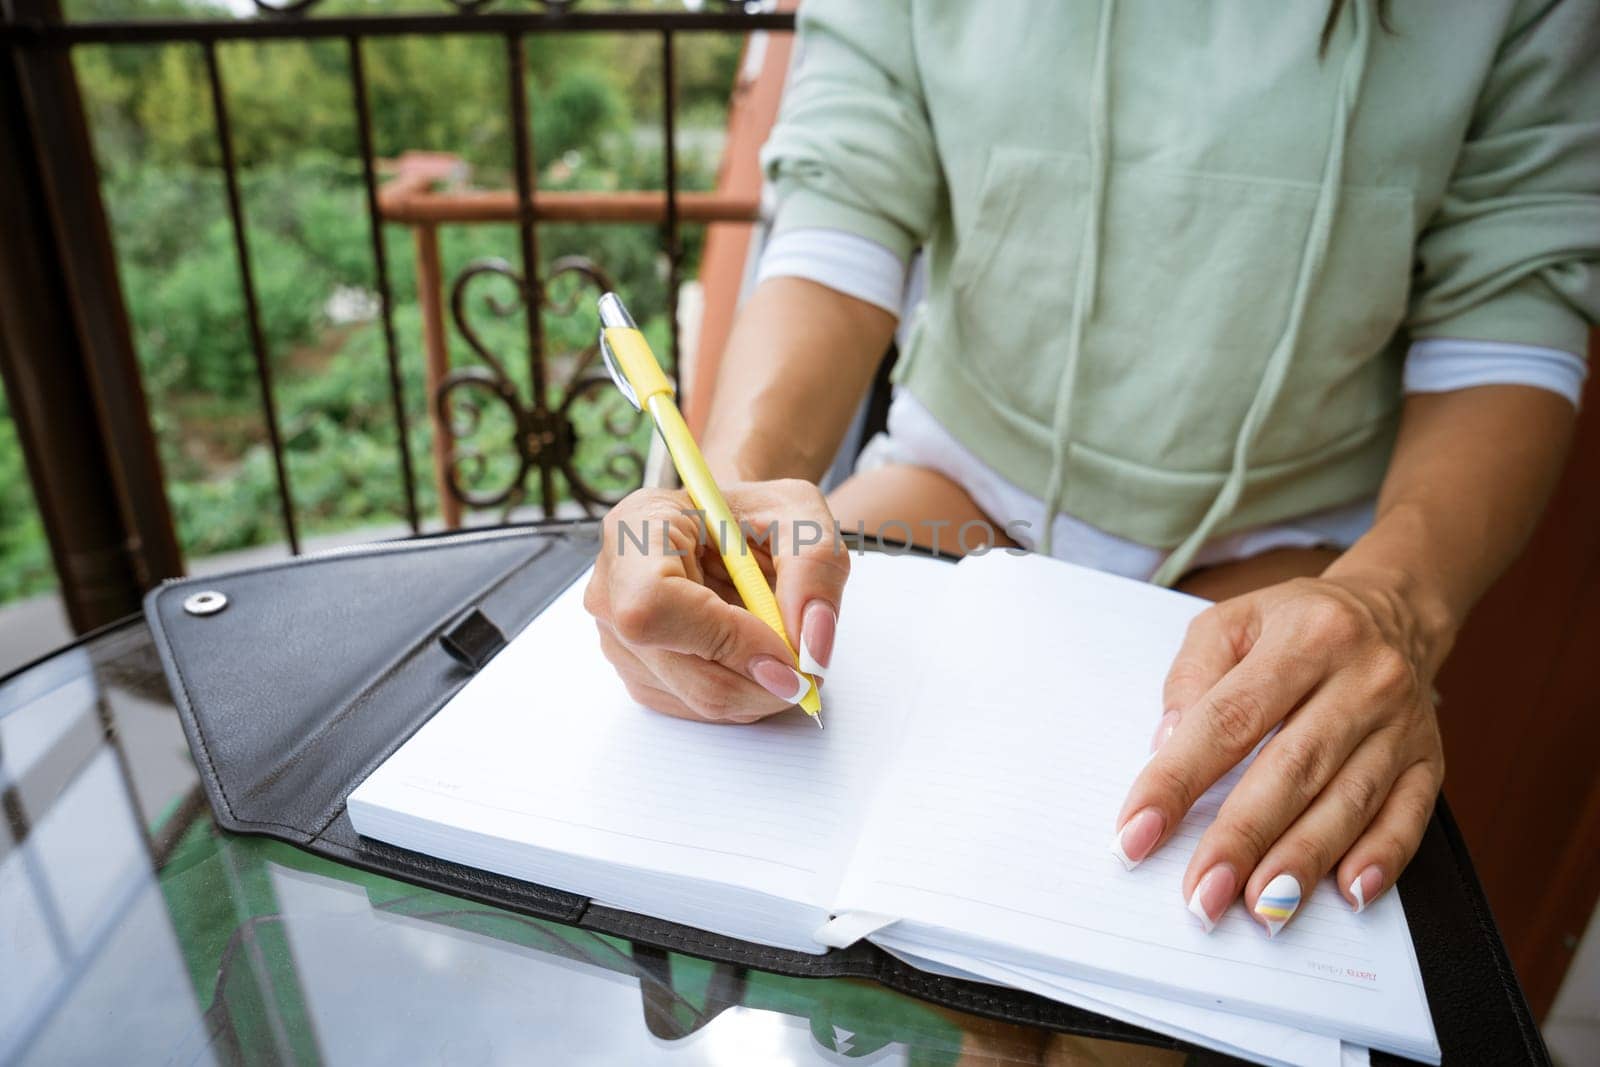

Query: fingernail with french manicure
left=1150, top=709, right=1181, bottom=752
left=1254, top=873, right=1303, bottom=937
left=1350, top=865, right=1383, bottom=913
left=1109, top=808, right=1165, bottom=870
left=1187, top=865, right=1237, bottom=933
left=750, top=656, right=812, bottom=705
left=799, top=600, right=836, bottom=678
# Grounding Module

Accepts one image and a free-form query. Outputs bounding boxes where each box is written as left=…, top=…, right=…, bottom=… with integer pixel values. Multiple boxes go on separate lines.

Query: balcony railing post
left=0, top=0, right=184, bottom=630
left=505, top=31, right=555, bottom=517
left=203, top=40, right=301, bottom=555
left=349, top=35, right=422, bottom=536
left=411, top=222, right=461, bottom=530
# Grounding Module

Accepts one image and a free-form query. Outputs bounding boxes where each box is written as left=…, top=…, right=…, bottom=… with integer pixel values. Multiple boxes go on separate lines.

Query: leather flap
left=147, top=524, right=598, bottom=842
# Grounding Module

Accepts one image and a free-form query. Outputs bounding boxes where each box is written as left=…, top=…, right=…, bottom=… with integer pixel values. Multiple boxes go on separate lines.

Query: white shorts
left=856, top=392, right=1375, bottom=583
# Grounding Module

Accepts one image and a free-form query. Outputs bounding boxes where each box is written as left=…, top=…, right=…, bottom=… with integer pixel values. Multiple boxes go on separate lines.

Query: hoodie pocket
left=944, top=147, right=1415, bottom=472
left=945, top=148, right=1091, bottom=413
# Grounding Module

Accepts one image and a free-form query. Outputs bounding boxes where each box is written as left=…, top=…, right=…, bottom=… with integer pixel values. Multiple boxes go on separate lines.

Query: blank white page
left=836, top=551, right=1438, bottom=1062
left=349, top=550, right=956, bottom=943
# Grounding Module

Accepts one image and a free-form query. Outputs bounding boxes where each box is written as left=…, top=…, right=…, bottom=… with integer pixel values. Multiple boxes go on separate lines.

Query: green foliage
left=535, top=65, right=625, bottom=165
left=113, top=163, right=362, bottom=396
left=0, top=386, right=56, bottom=602
left=1, top=4, right=746, bottom=601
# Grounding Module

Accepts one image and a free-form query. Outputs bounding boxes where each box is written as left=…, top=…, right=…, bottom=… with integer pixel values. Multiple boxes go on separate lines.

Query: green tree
left=0, top=385, right=55, bottom=601
left=3, top=0, right=750, bottom=599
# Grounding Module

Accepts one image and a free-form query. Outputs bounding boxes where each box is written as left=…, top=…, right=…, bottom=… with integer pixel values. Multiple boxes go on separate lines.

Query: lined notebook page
left=836, top=552, right=1437, bottom=1061
left=349, top=550, right=955, bottom=925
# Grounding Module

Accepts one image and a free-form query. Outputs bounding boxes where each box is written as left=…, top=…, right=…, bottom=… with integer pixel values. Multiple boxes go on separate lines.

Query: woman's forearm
left=1326, top=385, right=1578, bottom=671
left=701, top=276, right=899, bottom=484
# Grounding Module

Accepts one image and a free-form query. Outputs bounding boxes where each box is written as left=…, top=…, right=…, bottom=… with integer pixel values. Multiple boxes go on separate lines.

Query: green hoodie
left=761, top=0, right=1599, bottom=582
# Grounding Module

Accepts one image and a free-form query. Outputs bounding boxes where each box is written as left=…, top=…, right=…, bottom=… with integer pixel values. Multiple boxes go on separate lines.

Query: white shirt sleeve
left=757, top=230, right=1592, bottom=407
left=1403, top=338, right=1588, bottom=408
left=755, top=228, right=907, bottom=317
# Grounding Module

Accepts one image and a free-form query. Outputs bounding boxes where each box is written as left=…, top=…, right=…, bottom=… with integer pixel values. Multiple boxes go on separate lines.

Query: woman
left=584, top=0, right=1598, bottom=937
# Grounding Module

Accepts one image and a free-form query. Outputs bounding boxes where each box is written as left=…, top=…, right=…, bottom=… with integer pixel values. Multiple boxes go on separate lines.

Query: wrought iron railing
left=0, top=0, right=794, bottom=626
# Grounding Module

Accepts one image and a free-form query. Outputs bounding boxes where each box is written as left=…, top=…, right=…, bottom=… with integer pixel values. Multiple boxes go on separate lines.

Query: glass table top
left=0, top=615, right=1213, bottom=1065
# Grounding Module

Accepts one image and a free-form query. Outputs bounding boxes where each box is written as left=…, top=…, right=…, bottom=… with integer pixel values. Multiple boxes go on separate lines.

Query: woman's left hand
left=1112, top=572, right=1450, bottom=935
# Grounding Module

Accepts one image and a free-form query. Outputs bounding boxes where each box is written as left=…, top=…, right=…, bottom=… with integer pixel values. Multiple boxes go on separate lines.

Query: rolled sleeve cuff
left=1409, top=271, right=1598, bottom=362
left=756, top=227, right=907, bottom=317
left=1403, top=338, right=1589, bottom=408
left=765, top=183, right=922, bottom=264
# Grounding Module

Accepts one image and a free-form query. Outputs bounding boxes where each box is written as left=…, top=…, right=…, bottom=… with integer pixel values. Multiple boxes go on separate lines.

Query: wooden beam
left=379, top=187, right=762, bottom=226
left=1, top=0, right=183, bottom=628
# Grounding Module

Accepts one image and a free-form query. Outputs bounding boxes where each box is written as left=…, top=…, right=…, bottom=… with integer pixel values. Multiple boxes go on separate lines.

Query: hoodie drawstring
left=1032, top=2, right=1374, bottom=578
left=1148, top=0, right=1373, bottom=586
left=1038, top=0, right=1115, bottom=556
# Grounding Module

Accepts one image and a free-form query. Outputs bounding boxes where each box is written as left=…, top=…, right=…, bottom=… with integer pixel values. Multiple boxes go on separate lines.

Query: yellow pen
left=597, top=292, right=823, bottom=726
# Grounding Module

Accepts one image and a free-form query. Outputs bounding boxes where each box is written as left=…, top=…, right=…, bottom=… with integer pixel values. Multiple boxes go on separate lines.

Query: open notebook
left=348, top=549, right=1438, bottom=1064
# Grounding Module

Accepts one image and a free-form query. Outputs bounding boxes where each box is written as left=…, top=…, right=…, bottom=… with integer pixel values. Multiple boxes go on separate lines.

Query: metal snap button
left=183, top=590, right=228, bottom=617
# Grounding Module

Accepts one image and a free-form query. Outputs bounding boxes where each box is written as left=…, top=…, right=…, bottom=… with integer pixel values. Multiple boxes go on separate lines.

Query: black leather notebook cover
left=144, top=521, right=1547, bottom=1064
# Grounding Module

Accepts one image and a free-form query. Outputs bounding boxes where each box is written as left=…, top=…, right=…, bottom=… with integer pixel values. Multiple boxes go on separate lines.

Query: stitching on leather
left=588, top=910, right=1146, bottom=1036
left=592, top=912, right=828, bottom=967
left=378, top=845, right=586, bottom=918
left=151, top=601, right=308, bottom=835
left=591, top=912, right=1050, bottom=1011
left=315, top=839, right=589, bottom=923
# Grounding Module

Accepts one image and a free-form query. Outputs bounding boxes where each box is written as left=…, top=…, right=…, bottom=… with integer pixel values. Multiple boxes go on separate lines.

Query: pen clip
left=598, top=329, right=641, bottom=412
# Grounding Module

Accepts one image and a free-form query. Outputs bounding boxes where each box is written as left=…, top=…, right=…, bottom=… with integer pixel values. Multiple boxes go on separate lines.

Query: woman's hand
left=1113, top=570, right=1451, bottom=934
left=584, top=479, right=848, bottom=724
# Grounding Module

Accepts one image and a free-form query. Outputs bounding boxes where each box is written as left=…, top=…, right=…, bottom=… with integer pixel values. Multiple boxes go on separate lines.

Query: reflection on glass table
left=0, top=619, right=1202, bottom=1065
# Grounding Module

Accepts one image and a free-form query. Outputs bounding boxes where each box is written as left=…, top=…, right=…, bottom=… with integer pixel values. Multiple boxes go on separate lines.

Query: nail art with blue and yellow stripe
left=1255, top=873, right=1302, bottom=937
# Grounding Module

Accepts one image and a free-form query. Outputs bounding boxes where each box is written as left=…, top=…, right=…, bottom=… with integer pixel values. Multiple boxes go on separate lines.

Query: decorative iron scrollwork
left=249, top=0, right=322, bottom=14
left=440, top=256, right=647, bottom=520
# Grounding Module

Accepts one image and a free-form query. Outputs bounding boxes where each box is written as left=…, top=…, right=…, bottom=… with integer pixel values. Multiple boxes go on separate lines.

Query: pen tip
left=814, top=713, right=824, bottom=731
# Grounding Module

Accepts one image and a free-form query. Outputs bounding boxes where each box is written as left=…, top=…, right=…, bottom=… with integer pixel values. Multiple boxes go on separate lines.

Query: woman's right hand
left=583, top=479, right=849, bottom=723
